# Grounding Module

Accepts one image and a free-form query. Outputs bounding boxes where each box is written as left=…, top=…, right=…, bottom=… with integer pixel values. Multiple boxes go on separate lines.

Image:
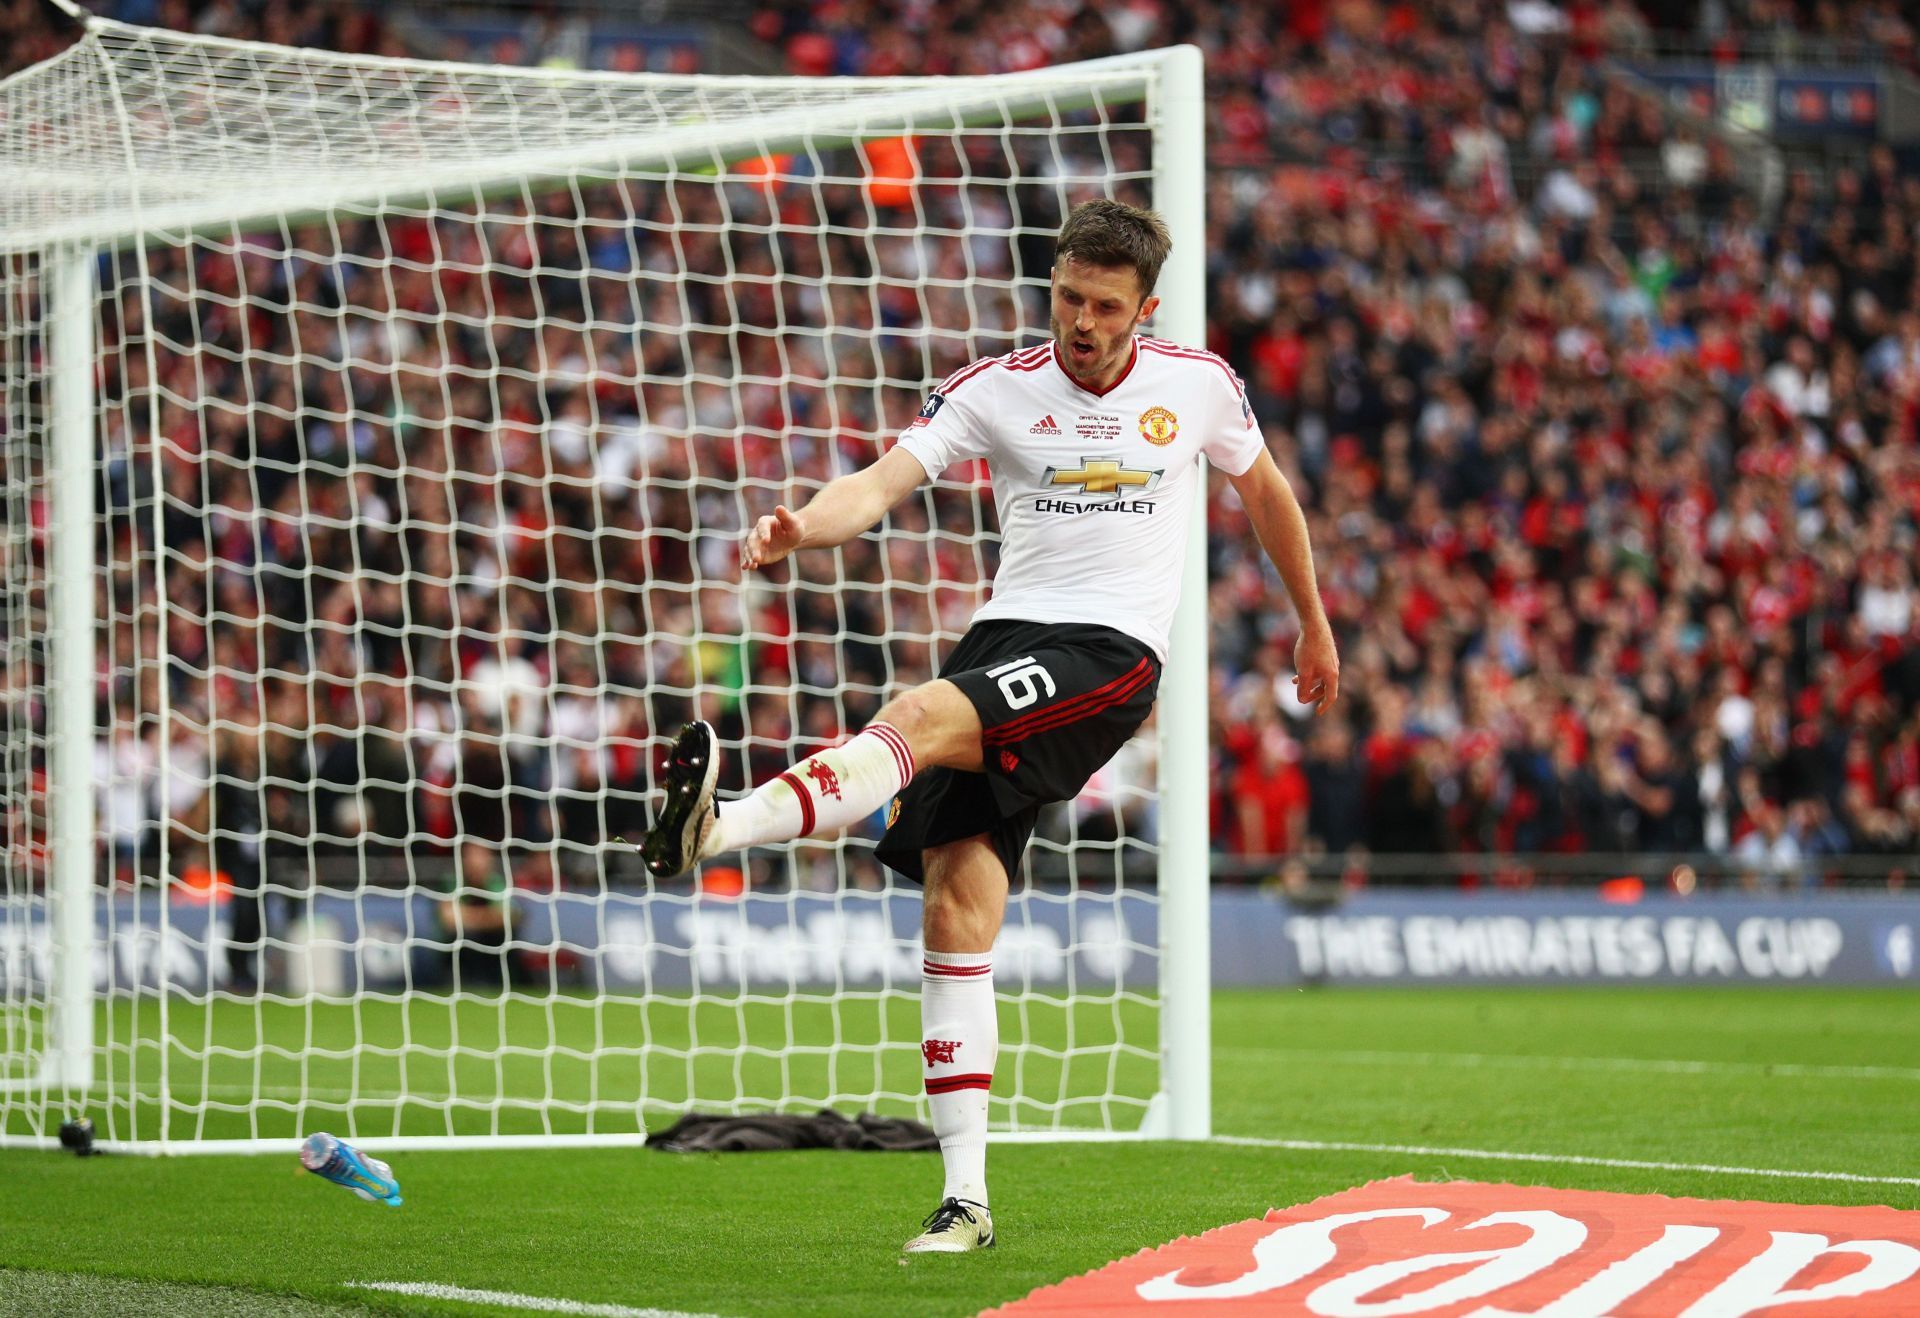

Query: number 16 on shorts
left=986, top=656, right=1056, bottom=710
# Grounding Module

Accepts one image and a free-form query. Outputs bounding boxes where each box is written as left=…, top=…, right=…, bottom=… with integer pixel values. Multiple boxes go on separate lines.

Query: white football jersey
left=896, top=336, right=1263, bottom=661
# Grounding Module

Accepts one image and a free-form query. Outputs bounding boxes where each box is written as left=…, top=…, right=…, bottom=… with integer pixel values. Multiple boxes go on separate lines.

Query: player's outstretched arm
left=741, top=446, right=931, bottom=572
left=1227, top=449, right=1340, bottom=714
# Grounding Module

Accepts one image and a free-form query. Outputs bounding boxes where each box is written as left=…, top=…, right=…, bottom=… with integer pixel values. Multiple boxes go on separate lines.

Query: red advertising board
left=990, top=1177, right=1920, bottom=1315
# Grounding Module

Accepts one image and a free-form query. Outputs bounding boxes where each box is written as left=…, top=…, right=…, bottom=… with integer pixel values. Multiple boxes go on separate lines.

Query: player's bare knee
left=875, top=683, right=943, bottom=739
left=876, top=680, right=979, bottom=770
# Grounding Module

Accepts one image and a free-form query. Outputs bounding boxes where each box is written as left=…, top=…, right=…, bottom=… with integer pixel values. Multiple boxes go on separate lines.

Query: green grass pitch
left=2, top=987, right=1917, bottom=1316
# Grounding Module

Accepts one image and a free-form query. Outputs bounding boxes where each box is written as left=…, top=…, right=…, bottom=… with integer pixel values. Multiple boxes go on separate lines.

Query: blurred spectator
left=1225, top=714, right=1308, bottom=858
left=439, top=839, right=514, bottom=990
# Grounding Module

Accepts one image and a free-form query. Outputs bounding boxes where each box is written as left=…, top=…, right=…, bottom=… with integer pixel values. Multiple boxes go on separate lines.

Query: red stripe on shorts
left=986, top=663, right=1154, bottom=745
left=982, top=656, right=1155, bottom=746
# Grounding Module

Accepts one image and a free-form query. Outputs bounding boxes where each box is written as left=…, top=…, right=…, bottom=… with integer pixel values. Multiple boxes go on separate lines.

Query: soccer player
left=643, top=199, right=1339, bottom=1253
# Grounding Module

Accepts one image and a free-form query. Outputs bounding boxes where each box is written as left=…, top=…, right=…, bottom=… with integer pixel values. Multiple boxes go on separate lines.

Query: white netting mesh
left=1, top=20, right=1177, bottom=1148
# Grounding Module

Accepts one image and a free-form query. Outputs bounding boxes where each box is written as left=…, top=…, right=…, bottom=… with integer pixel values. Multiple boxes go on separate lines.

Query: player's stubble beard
left=1050, top=310, right=1130, bottom=391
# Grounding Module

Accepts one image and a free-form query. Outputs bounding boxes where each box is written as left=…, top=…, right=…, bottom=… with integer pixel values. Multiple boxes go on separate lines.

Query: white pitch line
left=1217, top=1136, right=1920, bottom=1188
left=1216, top=1046, right=1920, bottom=1083
left=348, top=1281, right=728, bottom=1318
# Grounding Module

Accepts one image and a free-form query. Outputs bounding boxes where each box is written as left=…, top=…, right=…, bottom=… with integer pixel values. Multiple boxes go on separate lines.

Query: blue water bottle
left=300, top=1131, right=403, bottom=1206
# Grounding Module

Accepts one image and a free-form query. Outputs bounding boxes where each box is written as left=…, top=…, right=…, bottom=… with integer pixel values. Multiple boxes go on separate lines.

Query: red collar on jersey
left=1053, top=336, right=1140, bottom=398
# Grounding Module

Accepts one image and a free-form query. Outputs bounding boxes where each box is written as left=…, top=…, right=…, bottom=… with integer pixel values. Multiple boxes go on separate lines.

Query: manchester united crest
left=887, top=796, right=902, bottom=828
left=1138, top=405, right=1178, bottom=446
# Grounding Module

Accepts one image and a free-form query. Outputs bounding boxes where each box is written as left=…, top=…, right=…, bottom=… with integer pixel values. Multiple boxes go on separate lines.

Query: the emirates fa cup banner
left=3, top=890, right=1918, bottom=993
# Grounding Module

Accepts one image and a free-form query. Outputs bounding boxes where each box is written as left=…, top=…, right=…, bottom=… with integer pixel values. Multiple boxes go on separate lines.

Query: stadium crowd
left=756, top=0, right=1920, bottom=882
left=6, top=0, right=1919, bottom=893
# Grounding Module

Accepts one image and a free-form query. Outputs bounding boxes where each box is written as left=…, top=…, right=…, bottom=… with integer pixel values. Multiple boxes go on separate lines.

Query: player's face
left=1050, top=257, right=1160, bottom=391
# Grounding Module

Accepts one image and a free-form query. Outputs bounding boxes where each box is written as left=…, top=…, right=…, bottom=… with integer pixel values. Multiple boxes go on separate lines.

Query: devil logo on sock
left=922, top=1039, right=960, bottom=1067
left=803, top=758, right=843, bottom=800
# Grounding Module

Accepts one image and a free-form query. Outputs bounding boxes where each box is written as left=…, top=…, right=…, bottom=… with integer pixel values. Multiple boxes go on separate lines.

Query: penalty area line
left=347, top=1281, right=728, bottom=1318
left=1216, top=1136, right=1920, bottom=1188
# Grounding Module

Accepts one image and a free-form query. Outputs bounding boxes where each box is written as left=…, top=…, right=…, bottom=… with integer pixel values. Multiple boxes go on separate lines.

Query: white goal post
left=0, top=14, right=1209, bottom=1153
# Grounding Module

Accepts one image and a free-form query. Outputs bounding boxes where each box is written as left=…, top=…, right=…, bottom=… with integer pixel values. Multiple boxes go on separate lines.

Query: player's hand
left=741, top=504, right=806, bottom=571
left=1292, top=626, right=1340, bottom=715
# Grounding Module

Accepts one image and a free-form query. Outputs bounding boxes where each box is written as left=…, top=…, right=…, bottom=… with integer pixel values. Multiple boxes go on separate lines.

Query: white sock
left=921, top=948, right=996, bottom=1207
left=705, top=721, right=914, bottom=857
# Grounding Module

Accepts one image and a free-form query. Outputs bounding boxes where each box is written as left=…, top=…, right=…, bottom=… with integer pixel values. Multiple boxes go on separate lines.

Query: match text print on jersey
left=985, top=657, right=1057, bottom=710
left=1042, top=459, right=1163, bottom=496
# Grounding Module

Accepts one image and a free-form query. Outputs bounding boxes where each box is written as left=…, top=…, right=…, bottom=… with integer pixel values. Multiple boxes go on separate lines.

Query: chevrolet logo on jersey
left=1042, top=459, right=1162, bottom=496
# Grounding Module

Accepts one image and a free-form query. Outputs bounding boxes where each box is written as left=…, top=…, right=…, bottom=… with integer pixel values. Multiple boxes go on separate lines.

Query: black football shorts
left=874, top=618, right=1160, bottom=883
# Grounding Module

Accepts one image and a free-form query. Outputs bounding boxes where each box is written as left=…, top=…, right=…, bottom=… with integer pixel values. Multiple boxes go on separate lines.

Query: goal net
left=0, top=19, right=1208, bottom=1151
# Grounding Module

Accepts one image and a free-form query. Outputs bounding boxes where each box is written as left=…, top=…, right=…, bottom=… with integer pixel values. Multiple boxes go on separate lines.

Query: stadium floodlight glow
left=0, top=15, right=1210, bottom=1153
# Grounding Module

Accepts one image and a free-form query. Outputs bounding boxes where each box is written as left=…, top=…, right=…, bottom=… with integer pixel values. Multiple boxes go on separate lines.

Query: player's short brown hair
left=1054, top=199, right=1172, bottom=300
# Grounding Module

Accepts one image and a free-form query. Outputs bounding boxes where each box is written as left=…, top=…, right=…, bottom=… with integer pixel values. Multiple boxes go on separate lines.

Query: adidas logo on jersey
left=1028, top=414, right=1062, bottom=435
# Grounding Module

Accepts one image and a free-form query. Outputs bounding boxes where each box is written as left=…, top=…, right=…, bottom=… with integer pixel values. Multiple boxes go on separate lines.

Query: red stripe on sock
left=862, top=727, right=898, bottom=785
left=923, top=961, right=992, bottom=977
left=925, top=1073, right=993, bottom=1094
left=868, top=722, right=915, bottom=785
left=882, top=724, right=917, bottom=782
left=777, top=770, right=814, bottom=836
left=982, top=658, right=1155, bottom=746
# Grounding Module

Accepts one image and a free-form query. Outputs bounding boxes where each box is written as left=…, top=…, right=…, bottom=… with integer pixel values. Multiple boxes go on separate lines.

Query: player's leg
left=874, top=621, right=1155, bottom=1251
left=904, top=833, right=1006, bottom=1255
left=642, top=679, right=981, bottom=878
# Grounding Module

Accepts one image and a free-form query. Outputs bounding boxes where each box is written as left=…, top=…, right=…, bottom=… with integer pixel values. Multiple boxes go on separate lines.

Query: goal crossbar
left=3, top=20, right=1167, bottom=253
